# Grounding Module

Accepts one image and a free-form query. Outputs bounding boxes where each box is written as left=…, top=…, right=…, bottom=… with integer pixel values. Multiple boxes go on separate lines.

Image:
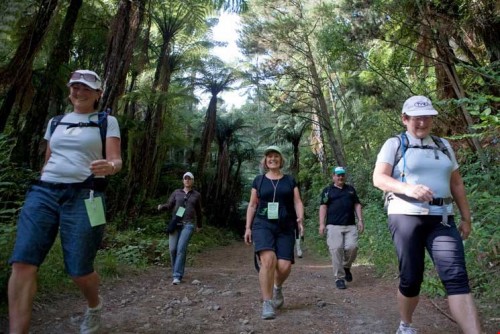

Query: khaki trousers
left=326, top=225, right=358, bottom=280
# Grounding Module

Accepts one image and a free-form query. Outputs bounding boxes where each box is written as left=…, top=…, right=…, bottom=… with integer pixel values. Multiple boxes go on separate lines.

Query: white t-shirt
left=376, top=131, right=458, bottom=215
left=41, top=112, right=120, bottom=183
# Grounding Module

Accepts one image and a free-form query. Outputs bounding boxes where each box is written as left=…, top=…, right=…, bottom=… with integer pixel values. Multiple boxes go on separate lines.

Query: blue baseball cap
left=333, top=166, right=346, bottom=175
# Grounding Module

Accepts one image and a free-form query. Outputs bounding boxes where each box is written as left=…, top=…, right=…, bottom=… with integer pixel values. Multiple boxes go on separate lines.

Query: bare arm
left=373, top=162, right=433, bottom=202
left=354, top=203, right=364, bottom=233
left=319, top=205, right=327, bottom=236
left=450, top=169, right=472, bottom=240
left=293, top=187, right=305, bottom=236
left=244, top=188, right=259, bottom=245
left=90, top=137, right=122, bottom=176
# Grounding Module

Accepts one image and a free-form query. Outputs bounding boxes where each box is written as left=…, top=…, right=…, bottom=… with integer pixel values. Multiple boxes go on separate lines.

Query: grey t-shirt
left=376, top=131, right=458, bottom=215
left=42, top=112, right=120, bottom=183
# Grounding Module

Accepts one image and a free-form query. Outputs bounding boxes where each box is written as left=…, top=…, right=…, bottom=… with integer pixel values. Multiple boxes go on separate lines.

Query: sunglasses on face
left=70, top=72, right=101, bottom=83
left=183, top=177, right=193, bottom=181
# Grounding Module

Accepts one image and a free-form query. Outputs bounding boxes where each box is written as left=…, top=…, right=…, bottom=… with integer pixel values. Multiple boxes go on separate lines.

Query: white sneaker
left=396, top=321, right=417, bottom=334
left=272, top=286, right=284, bottom=309
left=80, top=296, right=103, bottom=334
left=261, top=300, right=275, bottom=320
left=172, top=278, right=181, bottom=285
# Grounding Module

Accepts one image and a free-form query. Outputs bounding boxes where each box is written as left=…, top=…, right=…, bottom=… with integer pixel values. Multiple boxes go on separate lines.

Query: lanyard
left=270, top=178, right=280, bottom=202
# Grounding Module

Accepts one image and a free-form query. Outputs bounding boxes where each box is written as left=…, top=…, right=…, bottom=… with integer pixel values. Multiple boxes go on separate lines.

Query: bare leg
left=258, top=251, right=276, bottom=300
left=448, top=294, right=481, bottom=334
left=8, top=263, right=38, bottom=334
left=397, top=290, right=419, bottom=325
left=274, top=259, right=292, bottom=287
left=72, top=271, right=101, bottom=308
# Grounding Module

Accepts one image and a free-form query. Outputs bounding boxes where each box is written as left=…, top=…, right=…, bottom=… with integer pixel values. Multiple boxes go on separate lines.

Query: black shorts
left=252, top=217, right=295, bottom=262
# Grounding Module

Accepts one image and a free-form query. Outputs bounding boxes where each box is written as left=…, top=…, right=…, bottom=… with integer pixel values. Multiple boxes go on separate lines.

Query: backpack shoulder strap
left=97, top=111, right=108, bottom=158
left=49, top=115, right=65, bottom=136
left=391, top=132, right=405, bottom=175
left=430, top=135, right=451, bottom=160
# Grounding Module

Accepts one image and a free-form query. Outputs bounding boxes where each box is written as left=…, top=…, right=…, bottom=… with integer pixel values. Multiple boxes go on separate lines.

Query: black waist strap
left=33, top=178, right=107, bottom=191
left=429, top=197, right=453, bottom=206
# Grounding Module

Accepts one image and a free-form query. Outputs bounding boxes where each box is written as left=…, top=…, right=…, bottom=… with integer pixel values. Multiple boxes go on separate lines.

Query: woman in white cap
left=373, top=96, right=481, bottom=334
left=8, top=70, right=122, bottom=334
left=244, top=146, right=304, bottom=320
left=158, top=171, right=203, bottom=285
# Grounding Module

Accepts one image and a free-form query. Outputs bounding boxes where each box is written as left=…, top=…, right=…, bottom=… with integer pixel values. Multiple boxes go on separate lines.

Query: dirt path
left=0, top=241, right=494, bottom=333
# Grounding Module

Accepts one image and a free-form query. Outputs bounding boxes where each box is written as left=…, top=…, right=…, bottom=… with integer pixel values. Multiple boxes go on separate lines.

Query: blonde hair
left=260, top=153, right=285, bottom=171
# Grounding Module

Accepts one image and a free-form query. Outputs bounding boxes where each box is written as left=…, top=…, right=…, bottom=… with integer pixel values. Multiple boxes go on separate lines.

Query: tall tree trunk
left=0, top=0, right=59, bottom=132
left=304, top=40, right=345, bottom=167
left=197, top=95, right=218, bottom=177
left=309, top=112, right=327, bottom=175
left=101, top=0, right=146, bottom=112
left=121, top=39, right=173, bottom=221
left=433, top=32, right=486, bottom=165
left=11, top=0, right=82, bottom=168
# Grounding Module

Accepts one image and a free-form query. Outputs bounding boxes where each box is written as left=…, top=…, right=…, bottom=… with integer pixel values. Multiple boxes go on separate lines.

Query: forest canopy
left=0, top=0, right=498, bottom=312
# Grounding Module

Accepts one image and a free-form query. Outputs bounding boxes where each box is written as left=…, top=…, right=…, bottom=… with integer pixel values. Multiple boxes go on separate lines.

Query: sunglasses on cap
left=70, top=72, right=101, bottom=83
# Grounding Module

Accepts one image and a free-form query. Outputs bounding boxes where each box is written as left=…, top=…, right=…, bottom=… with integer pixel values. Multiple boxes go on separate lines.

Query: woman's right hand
left=403, top=183, right=433, bottom=202
left=244, top=228, right=252, bottom=245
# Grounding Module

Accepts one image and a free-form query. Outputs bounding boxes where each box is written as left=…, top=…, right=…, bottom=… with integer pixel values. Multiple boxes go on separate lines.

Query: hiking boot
left=272, top=286, right=284, bottom=309
left=344, top=267, right=353, bottom=282
left=80, top=296, right=103, bottom=334
left=261, top=300, right=276, bottom=320
left=172, top=278, right=181, bottom=285
left=335, top=279, right=346, bottom=289
left=396, top=321, right=417, bottom=334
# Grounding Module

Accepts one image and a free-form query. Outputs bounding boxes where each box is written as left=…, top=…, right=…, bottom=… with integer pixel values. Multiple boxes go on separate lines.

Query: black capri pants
left=388, top=214, right=471, bottom=297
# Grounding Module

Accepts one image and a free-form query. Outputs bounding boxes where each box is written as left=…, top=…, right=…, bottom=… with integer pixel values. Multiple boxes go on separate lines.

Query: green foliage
left=0, top=134, right=37, bottom=221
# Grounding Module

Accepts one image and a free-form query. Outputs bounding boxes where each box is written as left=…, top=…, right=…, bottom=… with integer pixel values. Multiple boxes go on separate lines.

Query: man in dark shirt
left=319, top=167, right=364, bottom=289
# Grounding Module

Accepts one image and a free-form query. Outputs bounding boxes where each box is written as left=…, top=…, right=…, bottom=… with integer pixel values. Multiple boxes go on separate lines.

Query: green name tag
left=84, top=196, right=106, bottom=227
left=176, top=206, right=186, bottom=217
left=267, top=202, right=279, bottom=219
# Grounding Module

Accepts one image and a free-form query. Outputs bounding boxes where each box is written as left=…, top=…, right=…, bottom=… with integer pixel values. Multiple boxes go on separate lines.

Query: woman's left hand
left=458, top=219, right=472, bottom=240
left=90, top=159, right=115, bottom=176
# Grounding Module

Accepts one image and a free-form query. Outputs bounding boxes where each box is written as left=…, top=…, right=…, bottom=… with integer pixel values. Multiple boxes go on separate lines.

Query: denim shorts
left=252, top=217, right=295, bottom=262
left=9, top=184, right=105, bottom=277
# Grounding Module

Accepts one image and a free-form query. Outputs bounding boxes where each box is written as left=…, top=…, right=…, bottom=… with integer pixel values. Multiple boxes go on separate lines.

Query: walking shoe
left=396, top=321, right=417, bottom=334
left=344, top=267, right=353, bottom=282
left=272, top=286, right=284, bottom=309
left=335, top=279, right=346, bottom=289
left=80, top=296, right=103, bottom=334
left=261, top=300, right=276, bottom=320
left=172, top=278, right=181, bottom=285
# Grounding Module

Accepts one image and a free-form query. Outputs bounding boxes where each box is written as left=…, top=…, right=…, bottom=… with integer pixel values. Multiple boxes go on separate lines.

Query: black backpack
left=50, top=110, right=109, bottom=158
